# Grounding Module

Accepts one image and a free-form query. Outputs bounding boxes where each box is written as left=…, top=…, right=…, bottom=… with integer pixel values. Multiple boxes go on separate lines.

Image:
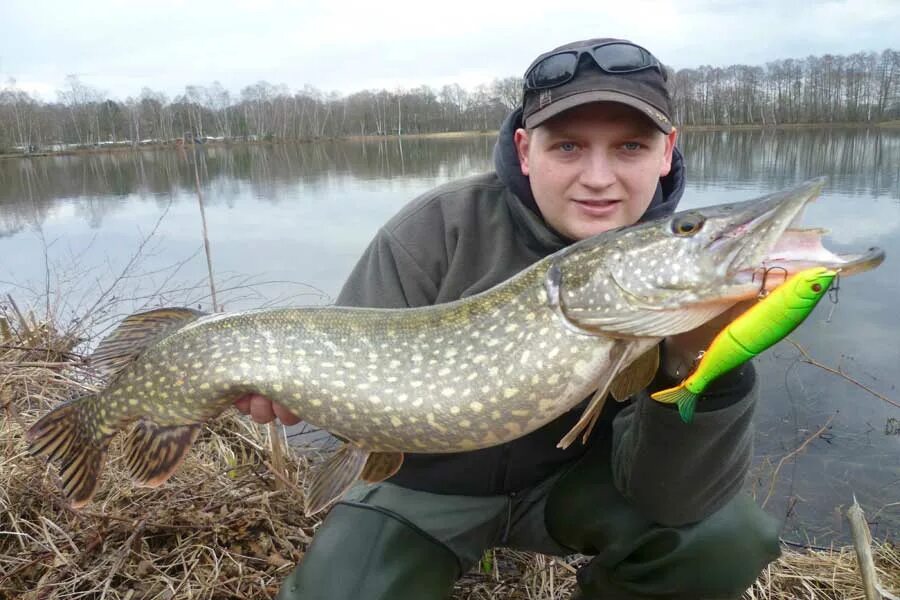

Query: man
left=237, top=38, right=781, bottom=599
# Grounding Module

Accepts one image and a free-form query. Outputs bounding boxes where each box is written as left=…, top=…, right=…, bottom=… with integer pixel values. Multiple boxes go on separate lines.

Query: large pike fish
left=27, top=178, right=884, bottom=515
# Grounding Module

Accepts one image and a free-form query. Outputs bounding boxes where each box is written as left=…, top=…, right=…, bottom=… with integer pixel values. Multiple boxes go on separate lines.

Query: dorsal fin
left=90, top=307, right=206, bottom=379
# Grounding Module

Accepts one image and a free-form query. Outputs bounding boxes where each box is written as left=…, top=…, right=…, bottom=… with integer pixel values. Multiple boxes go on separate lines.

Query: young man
left=237, top=38, right=781, bottom=599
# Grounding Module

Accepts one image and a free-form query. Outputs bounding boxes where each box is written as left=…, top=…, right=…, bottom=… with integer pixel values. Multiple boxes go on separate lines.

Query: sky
left=1, top=0, right=898, bottom=102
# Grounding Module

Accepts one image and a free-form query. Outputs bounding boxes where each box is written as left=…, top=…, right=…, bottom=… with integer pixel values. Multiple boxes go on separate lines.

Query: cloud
left=1, top=0, right=897, bottom=99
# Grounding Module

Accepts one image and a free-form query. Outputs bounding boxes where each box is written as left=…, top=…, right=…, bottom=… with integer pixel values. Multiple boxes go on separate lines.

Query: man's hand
left=234, top=394, right=302, bottom=426
left=661, top=300, right=756, bottom=379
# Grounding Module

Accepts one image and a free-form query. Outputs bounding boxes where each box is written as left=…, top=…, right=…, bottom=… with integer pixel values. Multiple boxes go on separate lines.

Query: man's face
left=515, top=102, right=678, bottom=241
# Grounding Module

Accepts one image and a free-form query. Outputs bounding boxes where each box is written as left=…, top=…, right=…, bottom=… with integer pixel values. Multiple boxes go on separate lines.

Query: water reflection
left=680, top=127, right=900, bottom=198
left=0, top=135, right=496, bottom=236
left=0, top=128, right=897, bottom=545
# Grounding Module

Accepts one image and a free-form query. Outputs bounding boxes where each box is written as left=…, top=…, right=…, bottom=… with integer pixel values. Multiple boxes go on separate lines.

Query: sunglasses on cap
left=524, top=41, right=666, bottom=92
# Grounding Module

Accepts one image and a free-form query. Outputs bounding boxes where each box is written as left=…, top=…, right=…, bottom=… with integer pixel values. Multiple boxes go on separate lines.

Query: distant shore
left=2, top=121, right=899, bottom=160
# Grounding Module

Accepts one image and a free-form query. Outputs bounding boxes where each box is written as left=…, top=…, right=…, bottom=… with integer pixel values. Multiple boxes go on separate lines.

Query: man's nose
left=578, top=150, right=616, bottom=189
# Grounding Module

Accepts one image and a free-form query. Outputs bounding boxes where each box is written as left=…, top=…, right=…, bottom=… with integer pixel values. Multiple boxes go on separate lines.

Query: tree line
left=1, top=48, right=897, bottom=153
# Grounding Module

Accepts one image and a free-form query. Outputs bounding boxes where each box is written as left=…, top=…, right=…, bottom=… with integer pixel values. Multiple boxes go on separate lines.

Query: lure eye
left=811, top=283, right=822, bottom=293
left=670, top=214, right=706, bottom=236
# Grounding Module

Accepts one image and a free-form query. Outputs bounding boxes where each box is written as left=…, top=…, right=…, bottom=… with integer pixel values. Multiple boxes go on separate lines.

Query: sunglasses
left=524, top=42, right=665, bottom=91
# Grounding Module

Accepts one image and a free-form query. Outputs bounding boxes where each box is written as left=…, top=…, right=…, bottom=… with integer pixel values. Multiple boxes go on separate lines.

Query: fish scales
left=111, top=265, right=614, bottom=453
left=26, top=178, right=886, bottom=514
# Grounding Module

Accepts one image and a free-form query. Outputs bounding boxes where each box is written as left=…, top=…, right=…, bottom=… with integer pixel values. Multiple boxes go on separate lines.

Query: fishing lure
left=651, top=266, right=837, bottom=423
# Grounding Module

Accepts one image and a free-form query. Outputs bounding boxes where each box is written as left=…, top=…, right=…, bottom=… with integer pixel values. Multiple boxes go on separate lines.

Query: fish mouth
left=710, top=177, right=886, bottom=293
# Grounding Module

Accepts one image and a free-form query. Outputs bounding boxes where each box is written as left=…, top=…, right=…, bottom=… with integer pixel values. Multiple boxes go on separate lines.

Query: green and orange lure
left=651, top=266, right=837, bottom=423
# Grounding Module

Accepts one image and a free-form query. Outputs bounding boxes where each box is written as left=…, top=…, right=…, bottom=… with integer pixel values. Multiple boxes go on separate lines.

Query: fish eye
left=811, top=283, right=822, bottom=293
left=670, top=214, right=706, bottom=236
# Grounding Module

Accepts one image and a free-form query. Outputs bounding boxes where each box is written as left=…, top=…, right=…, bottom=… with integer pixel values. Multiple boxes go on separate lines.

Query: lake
left=1, top=128, right=897, bottom=547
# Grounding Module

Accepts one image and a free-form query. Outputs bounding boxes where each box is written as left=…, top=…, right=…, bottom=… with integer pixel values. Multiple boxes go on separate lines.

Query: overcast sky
left=2, top=0, right=897, bottom=102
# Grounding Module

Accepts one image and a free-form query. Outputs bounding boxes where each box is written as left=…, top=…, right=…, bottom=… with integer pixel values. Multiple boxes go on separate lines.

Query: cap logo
left=539, top=90, right=552, bottom=109
left=644, top=106, right=671, bottom=125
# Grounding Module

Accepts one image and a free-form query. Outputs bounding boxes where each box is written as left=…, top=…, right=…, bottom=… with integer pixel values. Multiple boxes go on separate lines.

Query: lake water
left=1, top=128, right=897, bottom=546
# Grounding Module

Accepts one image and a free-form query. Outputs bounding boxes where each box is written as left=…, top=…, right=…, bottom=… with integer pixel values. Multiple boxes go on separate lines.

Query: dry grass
left=1, top=310, right=898, bottom=600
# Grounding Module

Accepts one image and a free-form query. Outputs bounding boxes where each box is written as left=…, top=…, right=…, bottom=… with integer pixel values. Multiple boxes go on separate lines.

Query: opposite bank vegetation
left=1, top=47, right=899, bottom=155
left=1, top=293, right=898, bottom=596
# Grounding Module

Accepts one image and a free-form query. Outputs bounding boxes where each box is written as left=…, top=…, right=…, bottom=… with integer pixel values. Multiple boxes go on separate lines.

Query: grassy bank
left=0, top=131, right=496, bottom=160
left=1, top=307, right=898, bottom=599
left=3, top=121, right=898, bottom=160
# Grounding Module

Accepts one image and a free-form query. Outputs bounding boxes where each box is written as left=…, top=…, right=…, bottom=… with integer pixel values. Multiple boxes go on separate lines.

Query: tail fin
left=26, top=397, right=112, bottom=508
left=650, top=385, right=699, bottom=424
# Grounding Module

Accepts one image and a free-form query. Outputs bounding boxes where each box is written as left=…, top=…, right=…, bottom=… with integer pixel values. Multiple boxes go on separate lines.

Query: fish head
left=556, top=177, right=885, bottom=337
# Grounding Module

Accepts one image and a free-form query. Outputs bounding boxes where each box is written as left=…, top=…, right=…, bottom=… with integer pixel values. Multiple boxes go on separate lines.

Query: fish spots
left=503, top=422, right=523, bottom=437
left=469, top=401, right=484, bottom=413
left=390, top=416, right=403, bottom=428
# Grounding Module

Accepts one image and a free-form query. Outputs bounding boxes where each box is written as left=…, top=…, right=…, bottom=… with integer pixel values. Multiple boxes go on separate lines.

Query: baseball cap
left=522, top=38, right=674, bottom=133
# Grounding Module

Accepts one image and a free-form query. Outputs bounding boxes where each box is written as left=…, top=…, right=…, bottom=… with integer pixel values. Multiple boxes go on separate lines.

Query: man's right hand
left=234, top=394, right=302, bottom=426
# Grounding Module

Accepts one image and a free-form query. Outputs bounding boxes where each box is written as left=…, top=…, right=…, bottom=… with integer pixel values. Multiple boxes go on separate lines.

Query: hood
left=492, top=107, right=686, bottom=253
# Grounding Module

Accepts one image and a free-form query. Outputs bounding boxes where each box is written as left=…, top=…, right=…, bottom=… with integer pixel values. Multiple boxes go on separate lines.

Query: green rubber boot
left=546, top=447, right=781, bottom=599
left=277, top=502, right=460, bottom=600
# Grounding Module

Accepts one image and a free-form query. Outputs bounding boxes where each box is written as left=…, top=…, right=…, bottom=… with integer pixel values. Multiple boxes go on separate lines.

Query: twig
left=189, top=139, right=218, bottom=312
left=788, top=339, right=900, bottom=410
left=262, top=460, right=305, bottom=501
left=268, top=423, right=286, bottom=492
left=762, top=415, right=835, bottom=509
left=847, top=496, right=882, bottom=600
left=5, top=295, right=30, bottom=338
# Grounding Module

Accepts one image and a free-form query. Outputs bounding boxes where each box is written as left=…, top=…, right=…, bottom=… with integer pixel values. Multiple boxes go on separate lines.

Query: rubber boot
left=546, top=448, right=780, bottom=599
left=277, top=502, right=460, bottom=600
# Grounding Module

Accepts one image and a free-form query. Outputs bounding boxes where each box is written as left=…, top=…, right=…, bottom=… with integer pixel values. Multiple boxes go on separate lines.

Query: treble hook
left=827, top=272, right=841, bottom=304
left=752, top=266, right=789, bottom=298
left=825, top=271, right=841, bottom=323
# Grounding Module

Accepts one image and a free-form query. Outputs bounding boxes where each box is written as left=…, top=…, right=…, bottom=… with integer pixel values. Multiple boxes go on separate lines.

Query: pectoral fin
left=558, top=340, right=659, bottom=449
left=557, top=341, right=631, bottom=450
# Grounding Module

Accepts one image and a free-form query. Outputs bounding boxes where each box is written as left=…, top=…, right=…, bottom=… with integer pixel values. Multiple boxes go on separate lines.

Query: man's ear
left=659, top=128, right=678, bottom=177
left=514, top=128, right=531, bottom=176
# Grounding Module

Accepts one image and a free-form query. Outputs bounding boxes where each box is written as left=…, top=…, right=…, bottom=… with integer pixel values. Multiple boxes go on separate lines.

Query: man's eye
left=622, top=142, right=642, bottom=151
left=558, top=142, right=577, bottom=152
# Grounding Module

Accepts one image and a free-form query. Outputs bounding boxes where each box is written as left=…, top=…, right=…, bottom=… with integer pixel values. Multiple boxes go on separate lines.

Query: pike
left=26, top=178, right=884, bottom=515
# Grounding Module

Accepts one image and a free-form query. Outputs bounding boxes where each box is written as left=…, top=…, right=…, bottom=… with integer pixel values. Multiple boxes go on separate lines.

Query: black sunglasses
left=524, top=42, right=665, bottom=91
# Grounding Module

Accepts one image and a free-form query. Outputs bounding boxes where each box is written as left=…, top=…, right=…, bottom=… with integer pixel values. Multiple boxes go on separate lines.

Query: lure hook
left=752, top=266, right=789, bottom=298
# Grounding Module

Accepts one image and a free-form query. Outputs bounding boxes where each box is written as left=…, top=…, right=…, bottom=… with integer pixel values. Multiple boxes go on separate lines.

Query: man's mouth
left=573, top=199, right=621, bottom=216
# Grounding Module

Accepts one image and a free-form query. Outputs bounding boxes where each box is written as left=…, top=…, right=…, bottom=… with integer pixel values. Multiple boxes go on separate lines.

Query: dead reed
left=1, top=306, right=897, bottom=600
